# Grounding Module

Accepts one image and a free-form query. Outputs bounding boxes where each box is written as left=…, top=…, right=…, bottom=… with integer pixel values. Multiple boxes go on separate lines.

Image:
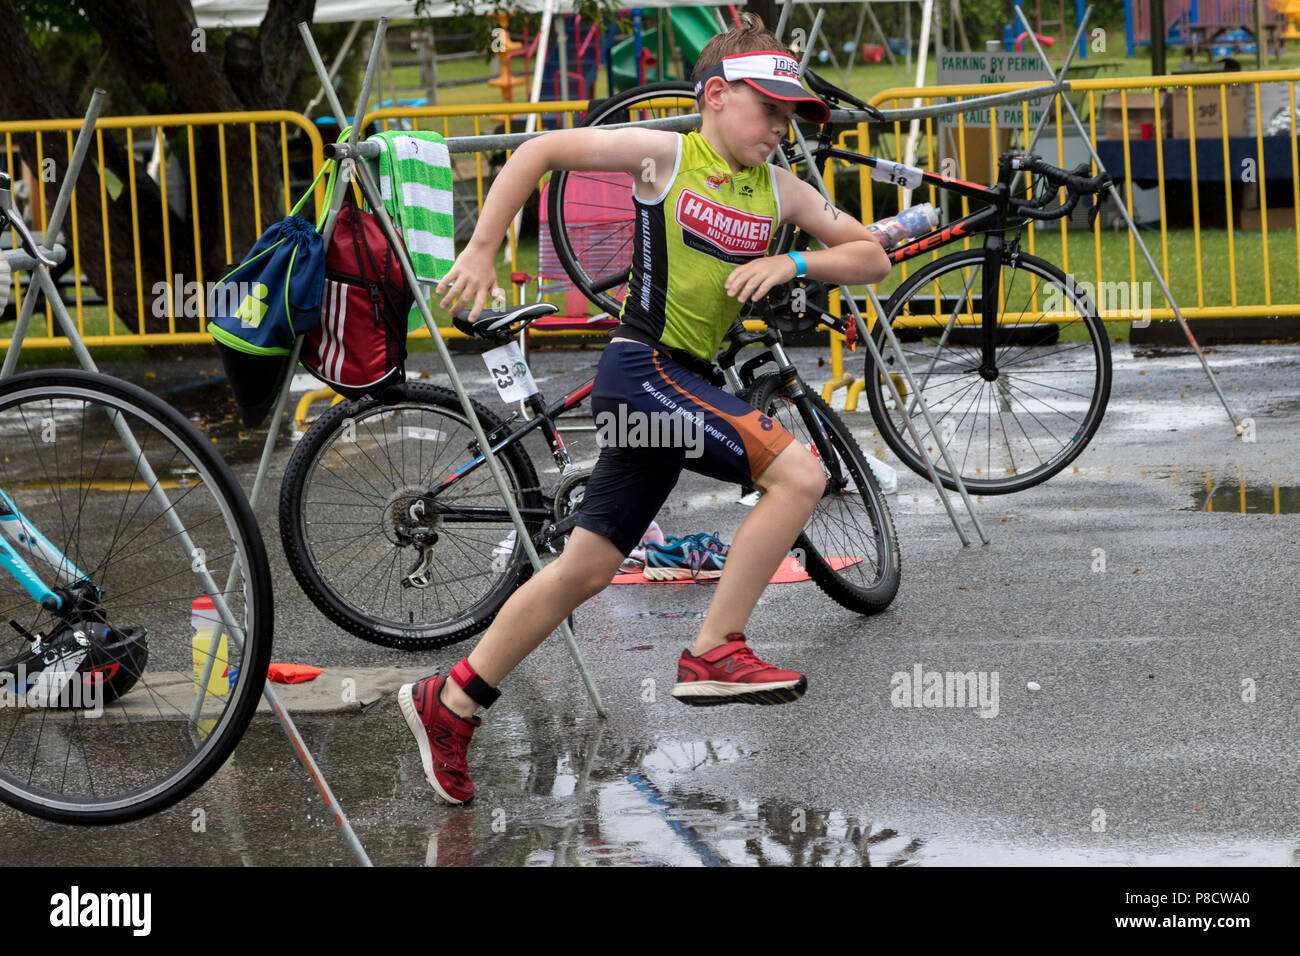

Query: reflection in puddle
left=1176, top=469, right=1300, bottom=514
left=417, top=727, right=920, bottom=867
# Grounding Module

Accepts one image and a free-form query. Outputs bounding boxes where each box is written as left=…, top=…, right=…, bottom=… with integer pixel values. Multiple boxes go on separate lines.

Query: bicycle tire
left=280, top=382, right=544, bottom=651
left=741, top=373, right=900, bottom=614
left=547, top=81, right=698, bottom=317
left=865, top=249, right=1111, bottom=494
left=0, top=370, right=272, bottom=824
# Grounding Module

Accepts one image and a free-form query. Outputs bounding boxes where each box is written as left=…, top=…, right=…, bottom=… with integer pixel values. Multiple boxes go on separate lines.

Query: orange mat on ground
left=610, top=555, right=862, bottom=585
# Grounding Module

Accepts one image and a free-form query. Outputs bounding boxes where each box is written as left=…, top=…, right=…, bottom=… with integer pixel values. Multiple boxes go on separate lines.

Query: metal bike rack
left=1010, top=3, right=1240, bottom=432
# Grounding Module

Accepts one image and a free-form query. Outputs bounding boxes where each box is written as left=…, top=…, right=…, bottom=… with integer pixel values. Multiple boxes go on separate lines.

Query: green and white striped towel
left=366, top=130, right=455, bottom=332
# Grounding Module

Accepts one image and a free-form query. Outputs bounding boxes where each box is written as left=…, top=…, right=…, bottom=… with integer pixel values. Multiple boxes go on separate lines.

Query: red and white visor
left=693, top=51, right=830, bottom=124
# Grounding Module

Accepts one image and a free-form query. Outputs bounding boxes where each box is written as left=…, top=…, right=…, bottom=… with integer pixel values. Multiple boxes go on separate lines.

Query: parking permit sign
left=481, top=340, right=538, bottom=403
left=936, top=52, right=1053, bottom=129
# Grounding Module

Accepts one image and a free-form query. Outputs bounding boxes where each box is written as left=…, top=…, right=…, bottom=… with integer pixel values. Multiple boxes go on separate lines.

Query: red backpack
left=303, top=193, right=415, bottom=399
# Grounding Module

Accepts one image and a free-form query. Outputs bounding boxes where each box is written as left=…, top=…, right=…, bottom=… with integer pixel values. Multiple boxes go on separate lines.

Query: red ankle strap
left=450, top=659, right=501, bottom=709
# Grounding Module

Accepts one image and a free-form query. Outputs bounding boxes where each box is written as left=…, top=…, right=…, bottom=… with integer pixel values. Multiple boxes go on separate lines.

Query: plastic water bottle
left=191, top=596, right=231, bottom=697
left=865, top=203, right=940, bottom=250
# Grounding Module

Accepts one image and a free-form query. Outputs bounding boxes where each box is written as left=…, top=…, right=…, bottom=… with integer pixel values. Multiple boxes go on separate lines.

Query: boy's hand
left=435, top=246, right=506, bottom=321
left=725, top=254, right=798, bottom=304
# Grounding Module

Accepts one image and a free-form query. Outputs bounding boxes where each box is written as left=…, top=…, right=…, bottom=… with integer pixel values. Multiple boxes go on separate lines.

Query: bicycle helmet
left=0, top=621, right=149, bottom=709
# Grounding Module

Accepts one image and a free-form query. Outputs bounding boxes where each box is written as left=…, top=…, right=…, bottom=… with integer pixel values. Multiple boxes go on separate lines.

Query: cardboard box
left=953, top=127, right=1014, bottom=190
left=1102, top=92, right=1172, bottom=141
left=1169, top=85, right=1248, bottom=139
left=1240, top=205, right=1297, bottom=231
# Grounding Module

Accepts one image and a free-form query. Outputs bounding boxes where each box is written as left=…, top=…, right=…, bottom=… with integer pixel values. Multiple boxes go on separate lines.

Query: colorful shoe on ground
left=625, top=520, right=668, bottom=567
left=643, top=534, right=727, bottom=581
left=689, top=531, right=730, bottom=558
left=398, top=674, right=480, bottom=804
left=672, top=633, right=807, bottom=706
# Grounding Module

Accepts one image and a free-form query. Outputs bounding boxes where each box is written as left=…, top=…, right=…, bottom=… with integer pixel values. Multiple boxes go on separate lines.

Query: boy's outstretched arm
left=436, top=127, right=677, bottom=320
left=724, top=165, right=891, bottom=305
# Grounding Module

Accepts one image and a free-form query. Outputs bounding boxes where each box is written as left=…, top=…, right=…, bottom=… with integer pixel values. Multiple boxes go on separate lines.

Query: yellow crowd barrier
left=2, top=111, right=324, bottom=349
left=859, top=69, right=1300, bottom=322
left=8, top=74, right=1300, bottom=354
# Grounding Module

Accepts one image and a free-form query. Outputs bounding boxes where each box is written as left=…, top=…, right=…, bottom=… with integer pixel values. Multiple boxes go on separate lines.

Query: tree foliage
left=0, top=0, right=350, bottom=334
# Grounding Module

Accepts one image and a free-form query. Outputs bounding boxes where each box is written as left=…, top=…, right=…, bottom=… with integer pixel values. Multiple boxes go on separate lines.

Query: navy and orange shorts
left=573, top=340, right=795, bottom=556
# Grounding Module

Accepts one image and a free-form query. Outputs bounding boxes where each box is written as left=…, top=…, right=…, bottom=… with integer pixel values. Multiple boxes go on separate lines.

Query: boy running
left=400, top=14, right=891, bottom=805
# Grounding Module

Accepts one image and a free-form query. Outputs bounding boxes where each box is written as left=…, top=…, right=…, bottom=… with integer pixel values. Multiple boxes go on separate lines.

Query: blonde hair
left=691, top=12, right=795, bottom=107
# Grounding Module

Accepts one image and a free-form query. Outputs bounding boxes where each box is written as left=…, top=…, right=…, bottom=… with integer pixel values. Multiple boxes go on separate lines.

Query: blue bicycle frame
left=0, top=488, right=93, bottom=612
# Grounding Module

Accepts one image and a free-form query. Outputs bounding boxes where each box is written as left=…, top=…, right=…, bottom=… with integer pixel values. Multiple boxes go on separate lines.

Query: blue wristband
left=786, top=251, right=807, bottom=278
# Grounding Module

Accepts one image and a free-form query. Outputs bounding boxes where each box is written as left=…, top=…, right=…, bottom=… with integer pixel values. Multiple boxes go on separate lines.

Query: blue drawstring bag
left=208, top=162, right=337, bottom=424
left=207, top=162, right=335, bottom=355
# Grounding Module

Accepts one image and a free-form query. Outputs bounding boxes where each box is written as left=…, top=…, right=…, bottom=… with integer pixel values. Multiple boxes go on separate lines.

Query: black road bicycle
left=279, top=303, right=900, bottom=650
left=546, top=71, right=1114, bottom=495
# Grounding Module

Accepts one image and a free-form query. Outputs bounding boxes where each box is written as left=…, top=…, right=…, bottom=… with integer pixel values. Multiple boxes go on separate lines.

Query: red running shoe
left=398, top=674, right=480, bottom=804
left=672, top=633, right=807, bottom=706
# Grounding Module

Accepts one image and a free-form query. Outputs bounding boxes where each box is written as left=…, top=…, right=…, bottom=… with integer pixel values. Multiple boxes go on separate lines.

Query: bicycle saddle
left=452, top=302, right=558, bottom=339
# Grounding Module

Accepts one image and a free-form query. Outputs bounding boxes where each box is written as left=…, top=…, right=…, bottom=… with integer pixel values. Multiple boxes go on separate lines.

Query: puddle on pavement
left=4, top=712, right=1295, bottom=866
left=411, top=728, right=923, bottom=867
left=1174, top=469, right=1300, bottom=514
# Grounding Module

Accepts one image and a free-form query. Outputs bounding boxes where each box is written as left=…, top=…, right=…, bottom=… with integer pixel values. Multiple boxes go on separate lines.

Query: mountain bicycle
left=0, top=176, right=273, bottom=824
left=546, top=71, right=1114, bottom=495
left=278, top=299, right=900, bottom=651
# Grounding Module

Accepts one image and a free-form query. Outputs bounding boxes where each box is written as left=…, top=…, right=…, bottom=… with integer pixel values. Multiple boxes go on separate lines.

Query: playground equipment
left=610, top=5, right=723, bottom=90
left=488, top=13, right=525, bottom=122
left=537, top=13, right=607, bottom=102
left=1014, top=31, right=1056, bottom=51
left=1128, top=0, right=1283, bottom=58
left=1275, top=0, right=1300, bottom=38
left=1012, top=0, right=1087, bottom=57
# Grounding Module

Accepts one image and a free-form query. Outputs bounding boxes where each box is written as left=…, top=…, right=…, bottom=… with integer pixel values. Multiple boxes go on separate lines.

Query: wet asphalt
left=1, top=336, right=1297, bottom=866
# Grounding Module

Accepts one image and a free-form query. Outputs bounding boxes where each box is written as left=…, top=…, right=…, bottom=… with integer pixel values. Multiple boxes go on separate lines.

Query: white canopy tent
left=192, top=1, right=724, bottom=29
left=193, top=0, right=730, bottom=122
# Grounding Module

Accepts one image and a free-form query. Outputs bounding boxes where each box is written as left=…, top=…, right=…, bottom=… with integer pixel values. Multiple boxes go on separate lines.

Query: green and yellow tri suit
left=615, top=130, right=783, bottom=362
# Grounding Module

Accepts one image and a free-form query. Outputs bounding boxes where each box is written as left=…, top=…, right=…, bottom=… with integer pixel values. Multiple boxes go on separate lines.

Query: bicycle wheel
left=741, top=374, right=900, bottom=614
left=547, top=81, right=697, bottom=317
left=865, top=249, right=1111, bottom=494
left=0, top=370, right=272, bottom=824
left=280, top=382, right=545, bottom=651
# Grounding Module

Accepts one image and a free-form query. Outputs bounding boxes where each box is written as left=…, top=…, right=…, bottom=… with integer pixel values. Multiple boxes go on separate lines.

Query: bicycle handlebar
left=1014, top=154, right=1112, bottom=195
left=1005, top=154, right=1112, bottom=222
left=0, top=184, right=60, bottom=269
